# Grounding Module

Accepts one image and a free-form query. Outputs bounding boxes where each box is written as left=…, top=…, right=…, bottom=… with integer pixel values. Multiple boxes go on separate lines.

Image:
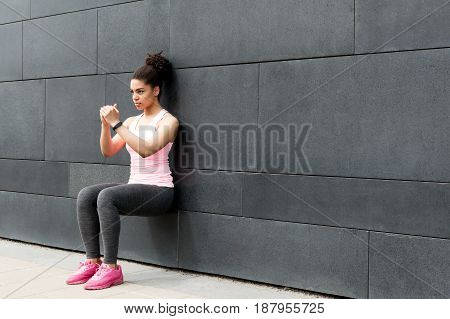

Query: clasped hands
left=99, top=103, right=121, bottom=127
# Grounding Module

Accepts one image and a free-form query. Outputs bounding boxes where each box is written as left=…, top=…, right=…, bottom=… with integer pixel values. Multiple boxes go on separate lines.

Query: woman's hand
left=99, top=104, right=120, bottom=127
left=99, top=111, right=109, bottom=126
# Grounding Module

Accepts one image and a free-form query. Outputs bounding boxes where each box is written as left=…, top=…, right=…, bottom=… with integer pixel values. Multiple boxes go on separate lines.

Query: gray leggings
left=76, top=183, right=174, bottom=264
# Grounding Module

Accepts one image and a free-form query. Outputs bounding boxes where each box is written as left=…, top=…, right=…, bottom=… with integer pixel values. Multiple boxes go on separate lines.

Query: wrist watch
left=112, top=121, right=123, bottom=131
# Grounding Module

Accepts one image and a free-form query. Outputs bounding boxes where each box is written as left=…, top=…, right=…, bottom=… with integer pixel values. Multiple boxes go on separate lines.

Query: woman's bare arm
left=100, top=117, right=133, bottom=157
left=113, top=114, right=179, bottom=158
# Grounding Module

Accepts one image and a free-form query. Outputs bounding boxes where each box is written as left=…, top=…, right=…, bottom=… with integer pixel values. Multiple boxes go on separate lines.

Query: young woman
left=66, top=52, right=179, bottom=290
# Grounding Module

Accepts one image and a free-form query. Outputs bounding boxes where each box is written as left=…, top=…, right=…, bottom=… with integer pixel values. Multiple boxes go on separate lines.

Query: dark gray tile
left=98, top=0, right=169, bottom=74
left=115, top=212, right=178, bottom=267
left=0, top=80, right=45, bottom=160
left=0, top=0, right=30, bottom=24
left=68, top=162, right=129, bottom=198
left=179, top=211, right=368, bottom=298
left=23, top=10, right=97, bottom=79
left=243, top=173, right=450, bottom=239
left=173, top=65, right=258, bottom=125
left=0, top=191, right=81, bottom=250
left=173, top=169, right=242, bottom=216
left=356, top=0, right=450, bottom=54
left=0, top=22, right=22, bottom=81
left=45, top=75, right=106, bottom=163
left=259, top=49, right=450, bottom=181
left=105, top=73, right=134, bottom=114
left=170, top=0, right=354, bottom=67
left=0, top=159, right=69, bottom=197
left=172, top=122, right=260, bottom=172
left=171, top=65, right=259, bottom=171
left=31, top=0, right=135, bottom=18
left=369, top=232, right=450, bottom=298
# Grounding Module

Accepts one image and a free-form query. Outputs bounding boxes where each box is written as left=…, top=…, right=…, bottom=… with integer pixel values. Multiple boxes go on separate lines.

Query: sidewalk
left=0, top=238, right=335, bottom=299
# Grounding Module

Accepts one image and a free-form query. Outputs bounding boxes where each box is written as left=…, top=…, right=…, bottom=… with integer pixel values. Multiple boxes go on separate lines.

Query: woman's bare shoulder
left=157, top=112, right=179, bottom=131
left=163, top=111, right=178, bottom=123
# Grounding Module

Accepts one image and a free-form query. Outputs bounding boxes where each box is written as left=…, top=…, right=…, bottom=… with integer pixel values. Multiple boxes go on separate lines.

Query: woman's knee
left=97, top=188, right=116, bottom=209
left=77, top=185, right=99, bottom=208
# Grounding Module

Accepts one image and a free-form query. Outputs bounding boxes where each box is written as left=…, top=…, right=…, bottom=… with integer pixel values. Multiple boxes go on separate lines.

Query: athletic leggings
left=76, top=183, right=174, bottom=264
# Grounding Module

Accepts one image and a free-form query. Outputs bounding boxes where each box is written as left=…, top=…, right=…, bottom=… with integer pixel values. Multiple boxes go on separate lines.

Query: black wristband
left=112, top=121, right=123, bottom=131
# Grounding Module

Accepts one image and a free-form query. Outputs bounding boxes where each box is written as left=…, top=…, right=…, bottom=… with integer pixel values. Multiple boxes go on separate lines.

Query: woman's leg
left=96, top=184, right=174, bottom=266
left=76, top=183, right=122, bottom=261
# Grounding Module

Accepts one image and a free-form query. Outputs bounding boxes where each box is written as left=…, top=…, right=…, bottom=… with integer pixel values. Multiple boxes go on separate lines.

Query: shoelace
left=75, top=261, right=95, bottom=274
left=92, top=264, right=111, bottom=279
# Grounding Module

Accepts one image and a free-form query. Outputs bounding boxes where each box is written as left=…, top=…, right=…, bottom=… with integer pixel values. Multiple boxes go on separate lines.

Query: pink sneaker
left=84, top=263, right=124, bottom=290
left=66, top=260, right=102, bottom=285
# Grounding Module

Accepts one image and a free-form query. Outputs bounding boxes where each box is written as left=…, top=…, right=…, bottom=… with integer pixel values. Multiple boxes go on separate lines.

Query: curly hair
left=132, top=51, right=173, bottom=100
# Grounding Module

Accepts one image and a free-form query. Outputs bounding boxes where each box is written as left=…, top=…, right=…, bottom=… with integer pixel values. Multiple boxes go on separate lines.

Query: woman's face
left=130, top=79, right=159, bottom=110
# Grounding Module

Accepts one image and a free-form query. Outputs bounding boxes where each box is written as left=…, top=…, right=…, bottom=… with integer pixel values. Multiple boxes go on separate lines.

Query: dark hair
left=132, top=51, right=172, bottom=100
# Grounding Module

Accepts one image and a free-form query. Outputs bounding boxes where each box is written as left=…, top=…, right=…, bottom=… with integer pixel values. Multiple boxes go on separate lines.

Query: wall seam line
left=96, top=9, right=99, bottom=74
left=367, top=231, right=370, bottom=299
left=7, top=0, right=143, bottom=22
left=174, top=211, right=450, bottom=241
left=44, top=79, right=46, bottom=160
left=0, top=188, right=450, bottom=242
left=104, top=73, right=107, bottom=105
left=240, top=175, right=244, bottom=217
left=21, top=21, right=23, bottom=80
left=353, top=0, right=356, bottom=54
left=177, top=210, right=180, bottom=267
left=0, top=45, right=448, bottom=84
left=168, top=0, right=172, bottom=60
left=257, top=63, right=260, bottom=125
left=172, top=46, right=450, bottom=69
left=0, top=158, right=449, bottom=184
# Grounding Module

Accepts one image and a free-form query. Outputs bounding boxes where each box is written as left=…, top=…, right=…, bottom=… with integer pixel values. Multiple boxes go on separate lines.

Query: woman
left=65, top=51, right=179, bottom=290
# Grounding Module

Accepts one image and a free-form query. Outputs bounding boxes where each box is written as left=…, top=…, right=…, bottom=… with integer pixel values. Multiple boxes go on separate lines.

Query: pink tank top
left=125, top=109, right=174, bottom=188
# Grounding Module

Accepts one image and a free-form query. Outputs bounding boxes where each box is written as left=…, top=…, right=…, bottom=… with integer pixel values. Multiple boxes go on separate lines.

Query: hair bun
left=132, top=51, right=173, bottom=97
left=145, top=51, right=171, bottom=81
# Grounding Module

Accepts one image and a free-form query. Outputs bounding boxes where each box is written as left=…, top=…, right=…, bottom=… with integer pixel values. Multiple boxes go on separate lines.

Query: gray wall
left=0, top=0, right=449, bottom=298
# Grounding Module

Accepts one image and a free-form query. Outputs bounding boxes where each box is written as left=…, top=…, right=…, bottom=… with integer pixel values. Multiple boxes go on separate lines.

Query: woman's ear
left=153, top=86, right=160, bottom=97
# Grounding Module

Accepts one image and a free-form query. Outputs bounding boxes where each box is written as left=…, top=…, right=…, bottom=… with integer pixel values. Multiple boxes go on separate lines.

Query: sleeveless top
left=125, top=109, right=174, bottom=188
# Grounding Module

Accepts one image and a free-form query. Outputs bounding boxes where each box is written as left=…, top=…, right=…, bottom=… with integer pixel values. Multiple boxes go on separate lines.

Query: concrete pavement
left=0, top=238, right=336, bottom=299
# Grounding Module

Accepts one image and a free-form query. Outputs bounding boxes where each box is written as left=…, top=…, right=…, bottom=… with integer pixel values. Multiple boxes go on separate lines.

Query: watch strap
left=112, top=121, right=123, bottom=131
